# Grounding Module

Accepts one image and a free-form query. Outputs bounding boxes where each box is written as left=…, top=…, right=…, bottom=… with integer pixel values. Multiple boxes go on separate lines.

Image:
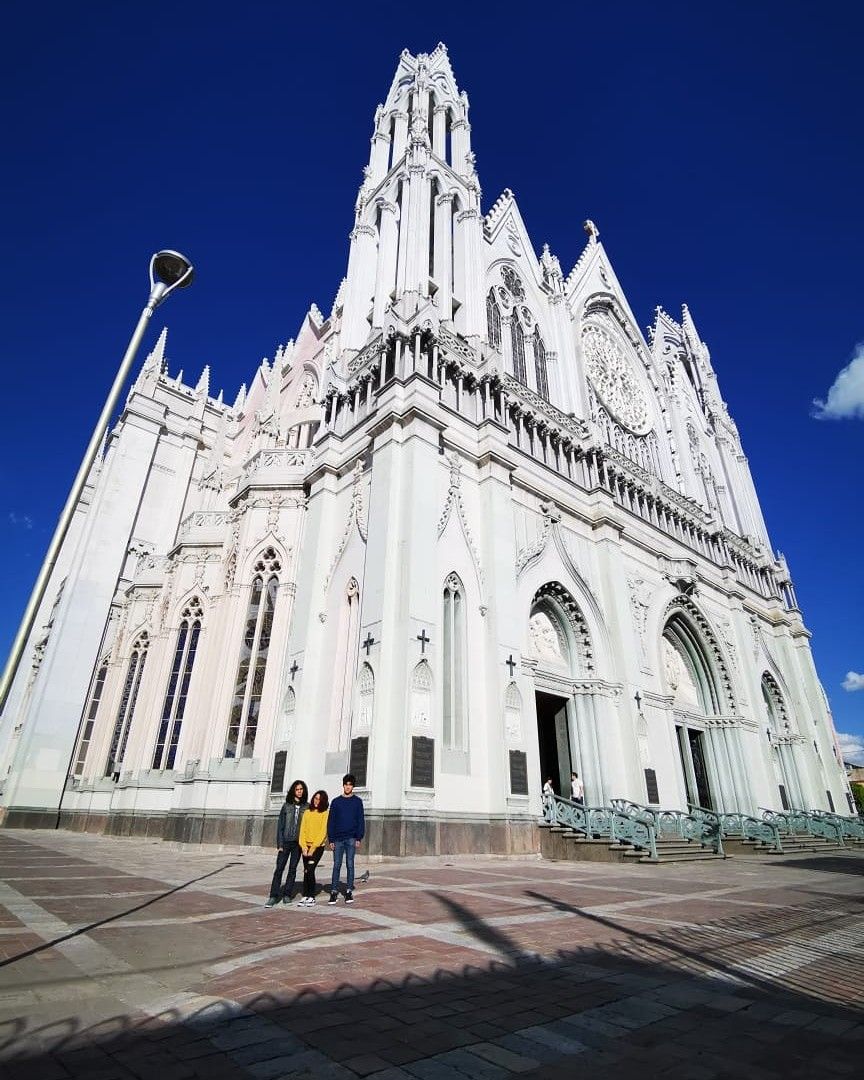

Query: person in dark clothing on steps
left=327, top=773, right=365, bottom=904
left=266, top=779, right=308, bottom=907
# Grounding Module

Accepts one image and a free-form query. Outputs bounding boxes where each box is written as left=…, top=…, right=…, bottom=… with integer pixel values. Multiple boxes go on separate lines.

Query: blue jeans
left=330, top=838, right=356, bottom=892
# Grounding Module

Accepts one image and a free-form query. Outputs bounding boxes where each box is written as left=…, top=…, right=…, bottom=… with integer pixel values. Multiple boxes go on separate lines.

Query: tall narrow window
left=153, top=599, right=203, bottom=770
left=105, top=634, right=149, bottom=777
left=486, top=290, right=501, bottom=348
left=225, top=549, right=281, bottom=759
left=443, top=573, right=466, bottom=749
left=75, top=661, right=108, bottom=775
left=511, top=316, right=527, bottom=384
left=534, top=328, right=549, bottom=400
left=329, top=578, right=360, bottom=750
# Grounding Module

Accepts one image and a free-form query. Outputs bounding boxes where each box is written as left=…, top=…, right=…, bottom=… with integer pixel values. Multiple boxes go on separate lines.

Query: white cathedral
left=0, top=45, right=854, bottom=854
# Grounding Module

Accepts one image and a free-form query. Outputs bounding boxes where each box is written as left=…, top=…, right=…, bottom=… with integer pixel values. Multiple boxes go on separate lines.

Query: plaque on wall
left=778, top=783, right=789, bottom=811
left=270, top=750, right=287, bottom=794
left=509, top=751, right=529, bottom=795
left=411, top=736, right=435, bottom=788
left=349, top=737, right=369, bottom=787
left=644, top=767, right=659, bottom=805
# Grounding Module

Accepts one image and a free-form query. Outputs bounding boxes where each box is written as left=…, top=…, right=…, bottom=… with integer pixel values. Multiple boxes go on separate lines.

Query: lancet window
left=105, top=633, right=149, bottom=778
left=153, top=599, right=203, bottom=770
left=442, top=573, right=467, bottom=749
left=225, top=565, right=279, bottom=759
left=534, top=328, right=549, bottom=400
left=74, top=660, right=108, bottom=776
left=511, top=317, right=527, bottom=384
left=486, top=289, right=502, bottom=349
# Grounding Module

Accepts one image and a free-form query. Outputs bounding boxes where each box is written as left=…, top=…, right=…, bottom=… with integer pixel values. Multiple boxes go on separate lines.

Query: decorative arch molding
left=581, top=293, right=664, bottom=398
left=173, top=592, right=206, bottom=625
left=530, top=581, right=594, bottom=677
left=661, top=595, right=735, bottom=715
left=437, top=451, right=486, bottom=599
left=518, top=519, right=614, bottom=678
left=236, top=540, right=286, bottom=584
left=761, top=670, right=789, bottom=734
left=324, top=461, right=368, bottom=594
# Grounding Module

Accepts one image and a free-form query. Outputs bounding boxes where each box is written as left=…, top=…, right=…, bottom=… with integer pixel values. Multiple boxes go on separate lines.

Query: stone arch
left=529, top=581, right=593, bottom=677
left=661, top=596, right=734, bottom=715
left=410, top=660, right=433, bottom=733
left=760, top=671, right=788, bottom=734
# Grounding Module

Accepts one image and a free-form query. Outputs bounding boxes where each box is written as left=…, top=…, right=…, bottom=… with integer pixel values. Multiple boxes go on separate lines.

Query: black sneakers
left=328, top=892, right=338, bottom=905
left=345, top=890, right=354, bottom=904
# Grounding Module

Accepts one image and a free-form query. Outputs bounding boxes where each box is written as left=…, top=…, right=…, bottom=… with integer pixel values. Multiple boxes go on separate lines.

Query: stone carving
left=437, top=452, right=486, bottom=593
left=324, top=462, right=368, bottom=593
left=295, top=372, right=316, bottom=408
left=627, top=576, right=652, bottom=666
left=501, top=265, right=525, bottom=301
left=504, top=681, right=522, bottom=743
left=529, top=611, right=565, bottom=663
left=515, top=501, right=559, bottom=575
left=662, top=637, right=700, bottom=708
left=411, top=661, right=433, bottom=732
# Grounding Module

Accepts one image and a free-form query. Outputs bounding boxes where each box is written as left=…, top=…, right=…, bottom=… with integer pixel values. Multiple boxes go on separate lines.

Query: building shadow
left=1, top=886, right=861, bottom=1079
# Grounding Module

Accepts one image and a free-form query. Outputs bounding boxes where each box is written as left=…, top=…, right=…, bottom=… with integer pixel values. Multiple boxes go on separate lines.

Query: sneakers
left=282, top=896, right=293, bottom=906
left=264, top=897, right=278, bottom=908
left=328, top=892, right=338, bottom=905
left=345, top=890, right=354, bottom=904
left=296, top=896, right=315, bottom=906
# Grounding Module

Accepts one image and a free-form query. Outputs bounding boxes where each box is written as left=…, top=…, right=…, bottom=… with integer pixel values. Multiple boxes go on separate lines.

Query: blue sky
left=2, top=1, right=862, bottom=758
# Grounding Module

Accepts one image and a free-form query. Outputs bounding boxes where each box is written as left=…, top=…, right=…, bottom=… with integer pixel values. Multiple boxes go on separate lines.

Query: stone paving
left=0, top=830, right=862, bottom=1079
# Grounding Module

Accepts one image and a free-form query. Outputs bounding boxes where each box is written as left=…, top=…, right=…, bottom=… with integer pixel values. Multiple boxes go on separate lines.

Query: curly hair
left=309, top=789, right=329, bottom=811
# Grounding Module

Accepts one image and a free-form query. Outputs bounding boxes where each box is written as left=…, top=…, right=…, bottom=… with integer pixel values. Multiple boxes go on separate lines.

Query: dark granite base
left=539, top=825, right=623, bottom=863
left=3, top=807, right=539, bottom=856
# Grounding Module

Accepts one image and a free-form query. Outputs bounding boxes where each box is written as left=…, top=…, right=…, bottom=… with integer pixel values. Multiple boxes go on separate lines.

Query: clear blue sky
left=2, top=2, right=862, bottom=758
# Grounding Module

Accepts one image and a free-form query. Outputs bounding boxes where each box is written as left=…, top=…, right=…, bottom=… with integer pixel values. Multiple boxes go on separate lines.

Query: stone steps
left=540, top=825, right=725, bottom=865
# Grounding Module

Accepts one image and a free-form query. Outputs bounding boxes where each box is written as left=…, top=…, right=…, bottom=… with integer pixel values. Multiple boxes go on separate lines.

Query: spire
left=341, top=44, right=485, bottom=350
left=195, top=364, right=210, bottom=399
left=132, top=325, right=167, bottom=395
left=232, top=383, right=247, bottom=412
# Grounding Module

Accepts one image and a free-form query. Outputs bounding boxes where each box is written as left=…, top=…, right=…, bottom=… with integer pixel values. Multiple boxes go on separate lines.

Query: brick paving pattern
left=0, top=830, right=862, bottom=1078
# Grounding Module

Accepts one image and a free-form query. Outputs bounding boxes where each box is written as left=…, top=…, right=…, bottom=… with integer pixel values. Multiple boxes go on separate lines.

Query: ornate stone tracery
left=581, top=319, right=652, bottom=435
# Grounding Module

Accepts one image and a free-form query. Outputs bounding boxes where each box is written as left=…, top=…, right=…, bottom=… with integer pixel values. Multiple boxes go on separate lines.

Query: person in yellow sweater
left=296, top=790, right=329, bottom=906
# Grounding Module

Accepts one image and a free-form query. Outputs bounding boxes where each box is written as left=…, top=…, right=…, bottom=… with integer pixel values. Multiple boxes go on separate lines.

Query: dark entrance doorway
left=536, top=691, right=572, bottom=799
left=675, top=724, right=713, bottom=809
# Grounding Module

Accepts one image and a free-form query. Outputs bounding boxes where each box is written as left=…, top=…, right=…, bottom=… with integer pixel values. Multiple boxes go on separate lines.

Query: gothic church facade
left=0, top=46, right=853, bottom=852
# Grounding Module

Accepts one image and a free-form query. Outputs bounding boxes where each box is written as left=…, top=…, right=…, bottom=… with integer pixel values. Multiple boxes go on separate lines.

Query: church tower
left=1, top=46, right=853, bottom=850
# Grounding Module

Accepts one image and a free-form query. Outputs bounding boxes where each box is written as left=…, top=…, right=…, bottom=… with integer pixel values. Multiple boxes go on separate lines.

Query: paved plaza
left=0, top=830, right=862, bottom=1079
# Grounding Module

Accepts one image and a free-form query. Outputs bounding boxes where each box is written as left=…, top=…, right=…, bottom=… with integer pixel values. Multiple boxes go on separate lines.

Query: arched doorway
left=662, top=606, right=733, bottom=811
left=529, top=583, right=593, bottom=801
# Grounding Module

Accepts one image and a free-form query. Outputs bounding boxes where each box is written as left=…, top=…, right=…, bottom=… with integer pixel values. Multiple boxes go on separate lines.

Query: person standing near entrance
left=570, top=772, right=584, bottom=804
left=328, top=774, right=365, bottom=904
left=266, top=779, right=308, bottom=907
left=542, top=776, right=555, bottom=812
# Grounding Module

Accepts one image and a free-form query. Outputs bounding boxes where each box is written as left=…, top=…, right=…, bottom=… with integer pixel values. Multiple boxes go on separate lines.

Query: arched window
left=75, top=659, right=108, bottom=776
left=225, top=570, right=279, bottom=759
left=443, top=573, right=467, bottom=749
left=105, top=634, right=149, bottom=777
left=534, top=328, right=549, bottom=400
left=511, top=316, right=527, bottom=384
left=411, top=660, right=433, bottom=731
left=486, top=289, right=502, bottom=349
left=153, top=598, right=203, bottom=770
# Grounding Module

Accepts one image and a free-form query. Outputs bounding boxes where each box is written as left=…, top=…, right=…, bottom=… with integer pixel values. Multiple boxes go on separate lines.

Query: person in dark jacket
left=327, top=773, right=365, bottom=904
left=266, top=779, right=308, bottom=907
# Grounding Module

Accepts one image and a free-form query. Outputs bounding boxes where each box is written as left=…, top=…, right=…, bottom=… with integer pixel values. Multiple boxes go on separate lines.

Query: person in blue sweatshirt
left=327, top=773, right=365, bottom=904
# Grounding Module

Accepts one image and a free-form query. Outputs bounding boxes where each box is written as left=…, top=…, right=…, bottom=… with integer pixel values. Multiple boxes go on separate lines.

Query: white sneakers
left=296, top=896, right=315, bottom=906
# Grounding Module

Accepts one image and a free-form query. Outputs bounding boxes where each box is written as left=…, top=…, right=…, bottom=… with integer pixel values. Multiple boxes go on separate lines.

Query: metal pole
left=0, top=259, right=189, bottom=715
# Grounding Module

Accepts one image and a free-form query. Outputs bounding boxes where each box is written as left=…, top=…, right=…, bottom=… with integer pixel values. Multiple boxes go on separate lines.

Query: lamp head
left=152, top=250, right=194, bottom=288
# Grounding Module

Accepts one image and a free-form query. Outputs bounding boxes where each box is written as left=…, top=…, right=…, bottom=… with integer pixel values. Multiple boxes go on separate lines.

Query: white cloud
left=812, top=342, right=864, bottom=419
left=837, top=732, right=864, bottom=765
left=842, top=671, right=864, bottom=692
left=7, top=511, right=33, bottom=530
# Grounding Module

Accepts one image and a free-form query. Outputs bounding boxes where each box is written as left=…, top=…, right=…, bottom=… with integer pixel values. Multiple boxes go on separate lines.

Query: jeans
left=330, top=838, right=356, bottom=893
left=301, top=847, right=324, bottom=897
left=269, top=841, right=302, bottom=900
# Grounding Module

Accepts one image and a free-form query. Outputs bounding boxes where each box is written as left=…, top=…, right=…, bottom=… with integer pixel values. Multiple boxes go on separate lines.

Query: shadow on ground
left=1, top=882, right=861, bottom=1079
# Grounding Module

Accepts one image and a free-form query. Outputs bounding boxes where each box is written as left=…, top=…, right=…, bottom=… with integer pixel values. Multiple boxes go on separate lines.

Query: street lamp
left=0, top=251, right=194, bottom=714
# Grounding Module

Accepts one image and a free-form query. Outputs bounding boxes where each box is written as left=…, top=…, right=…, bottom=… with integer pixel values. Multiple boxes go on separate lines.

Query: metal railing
left=760, top=808, right=845, bottom=846
left=612, top=798, right=724, bottom=855
left=544, top=795, right=658, bottom=861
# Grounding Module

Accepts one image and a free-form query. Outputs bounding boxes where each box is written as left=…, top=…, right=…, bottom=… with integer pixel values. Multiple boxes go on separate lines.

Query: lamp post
left=0, top=251, right=194, bottom=714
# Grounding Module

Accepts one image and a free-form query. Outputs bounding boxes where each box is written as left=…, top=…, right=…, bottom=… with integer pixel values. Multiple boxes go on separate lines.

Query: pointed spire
left=174, top=369, right=184, bottom=387
left=146, top=327, right=168, bottom=373
left=195, top=364, right=210, bottom=399
left=233, top=383, right=247, bottom=412
left=215, top=389, right=224, bottom=405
